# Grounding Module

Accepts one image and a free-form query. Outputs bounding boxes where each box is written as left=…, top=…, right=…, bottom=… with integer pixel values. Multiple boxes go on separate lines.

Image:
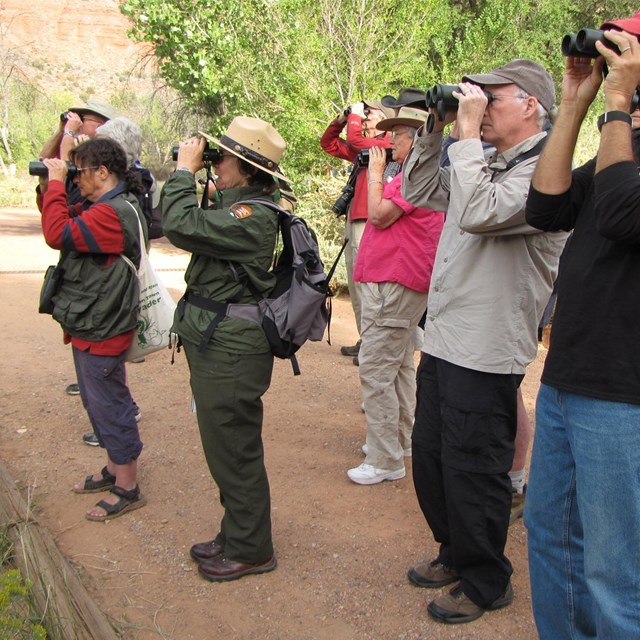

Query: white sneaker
left=347, top=463, right=405, bottom=485
left=361, top=444, right=412, bottom=457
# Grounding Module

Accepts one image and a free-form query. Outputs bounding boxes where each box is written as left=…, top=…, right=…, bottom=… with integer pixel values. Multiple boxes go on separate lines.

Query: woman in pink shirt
left=347, top=107, right=445, bottom=485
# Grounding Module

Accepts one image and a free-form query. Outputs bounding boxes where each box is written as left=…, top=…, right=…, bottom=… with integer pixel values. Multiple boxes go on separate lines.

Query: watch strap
left=597, top=111, right=633, bottom=133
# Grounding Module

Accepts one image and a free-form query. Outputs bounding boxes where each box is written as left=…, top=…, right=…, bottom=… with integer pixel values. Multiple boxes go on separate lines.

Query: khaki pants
left=358, top=281, right=428, bottom=470
left=344, top=218, right=367, bottom=335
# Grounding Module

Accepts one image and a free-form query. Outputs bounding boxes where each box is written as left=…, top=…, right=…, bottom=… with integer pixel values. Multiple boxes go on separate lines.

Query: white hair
left=96, top=117, right=142, bottom=167
left=513, top=89, right=550, bottom=130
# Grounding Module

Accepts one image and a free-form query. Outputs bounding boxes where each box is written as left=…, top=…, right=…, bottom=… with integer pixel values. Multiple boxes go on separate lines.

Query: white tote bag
left=122, top=202, right=176, bottom=361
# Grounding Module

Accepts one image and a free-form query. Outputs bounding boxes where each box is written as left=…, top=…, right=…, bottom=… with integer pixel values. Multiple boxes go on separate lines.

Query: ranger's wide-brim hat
left=376, top=106, right=429, bottom=131
left=69, top=99, right=118, bottom=121
left=199, top=116, right=286, bottom=180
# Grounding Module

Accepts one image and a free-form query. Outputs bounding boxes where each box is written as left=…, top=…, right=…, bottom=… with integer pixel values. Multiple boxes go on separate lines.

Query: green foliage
left=1, top=84, right=75, bottom=167
left=119, top=0, right=639, bottom=181
left=0, top=570, right=46, bottom=640
left=107, top=86, right=204, bottom=178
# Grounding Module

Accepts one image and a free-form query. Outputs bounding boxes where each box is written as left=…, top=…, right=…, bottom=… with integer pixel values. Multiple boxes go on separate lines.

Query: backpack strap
left=179, top=290, right=262, bottom=353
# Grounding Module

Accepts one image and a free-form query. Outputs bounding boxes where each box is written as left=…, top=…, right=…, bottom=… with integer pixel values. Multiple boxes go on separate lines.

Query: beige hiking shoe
left=428, top=581, right=514, bottom=624
left=407, top=559, right=459, bottom=588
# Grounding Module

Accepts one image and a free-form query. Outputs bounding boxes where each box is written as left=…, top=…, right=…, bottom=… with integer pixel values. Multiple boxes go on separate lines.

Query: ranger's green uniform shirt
left=162, top=172, right=278, bottom=354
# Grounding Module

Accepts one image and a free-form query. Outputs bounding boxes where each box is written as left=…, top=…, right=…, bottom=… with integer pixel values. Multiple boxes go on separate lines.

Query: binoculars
left=172, top=142, right=222, bottom=163
left=356, top=148, right=393, bottom=166
left=424, top=84, right=493, bottom=132
left=60, top=111, right=83, bottom=123
left=562, top=29, right=622, bottom=58
left=28, top=161, right=77, bottom=178
left=562, top=28, right=640, bottom=112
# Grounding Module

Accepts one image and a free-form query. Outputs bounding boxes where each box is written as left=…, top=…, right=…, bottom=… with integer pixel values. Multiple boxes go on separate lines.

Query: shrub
left=0, top=569, right=46, bottom=640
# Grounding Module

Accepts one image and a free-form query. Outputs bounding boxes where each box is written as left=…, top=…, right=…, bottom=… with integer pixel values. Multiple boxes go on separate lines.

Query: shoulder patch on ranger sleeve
left=229, top=203, right=253, bottom=219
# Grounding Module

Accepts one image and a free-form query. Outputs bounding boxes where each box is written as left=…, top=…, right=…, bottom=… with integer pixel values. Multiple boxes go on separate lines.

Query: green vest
left=52, top=193, right=145, bottom=342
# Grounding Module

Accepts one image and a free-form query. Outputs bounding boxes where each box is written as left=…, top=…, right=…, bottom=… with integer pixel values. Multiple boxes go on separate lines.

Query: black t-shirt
left=526, top=160, right=640, bottom=405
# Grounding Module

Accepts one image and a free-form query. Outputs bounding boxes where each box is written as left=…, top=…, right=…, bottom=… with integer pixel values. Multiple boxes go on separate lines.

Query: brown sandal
left=85, top=485, right=147, bottom=522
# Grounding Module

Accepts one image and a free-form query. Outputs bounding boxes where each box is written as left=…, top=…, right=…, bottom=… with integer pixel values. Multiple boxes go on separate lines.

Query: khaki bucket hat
left=199, top=116, right=286, bottom=180
left=69, top=99, right=118, bottom=121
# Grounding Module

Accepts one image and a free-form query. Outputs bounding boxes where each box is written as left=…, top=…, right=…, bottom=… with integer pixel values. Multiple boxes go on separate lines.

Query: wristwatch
left=597, top=111, right=633, bottom=132
left=63, top=130, right=76, bottom=138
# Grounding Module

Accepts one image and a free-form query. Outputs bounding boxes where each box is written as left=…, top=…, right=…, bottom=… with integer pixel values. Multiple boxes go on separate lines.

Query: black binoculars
left=28, top=161, right=77, bottom=178
left=60, top=111, right=83, bottom=123
left=425, top=84, right=493, bottom=132
left=562, top=29, right=640, bottom=112
left=356, top=147, right=393, bottom=166
left=172, top=142, right=222, bottom=163
left=562, top=29, right=622, bottom=58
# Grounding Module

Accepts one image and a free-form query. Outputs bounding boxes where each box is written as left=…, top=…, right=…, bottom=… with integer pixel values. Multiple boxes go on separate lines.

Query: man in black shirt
left=524, top=13, right=640, bottom=639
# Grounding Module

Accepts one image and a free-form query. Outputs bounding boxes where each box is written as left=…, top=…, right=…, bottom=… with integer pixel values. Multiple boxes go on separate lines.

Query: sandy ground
left=0, top=207, right=543, bottom=639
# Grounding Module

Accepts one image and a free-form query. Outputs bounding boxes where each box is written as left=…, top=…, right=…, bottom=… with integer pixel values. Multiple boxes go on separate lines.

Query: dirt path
left=0, top=208, right=542, bottom=639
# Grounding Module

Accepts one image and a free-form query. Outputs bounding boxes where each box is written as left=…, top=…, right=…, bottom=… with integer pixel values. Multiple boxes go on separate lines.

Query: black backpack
left=130, top=165, right=164, bottom=240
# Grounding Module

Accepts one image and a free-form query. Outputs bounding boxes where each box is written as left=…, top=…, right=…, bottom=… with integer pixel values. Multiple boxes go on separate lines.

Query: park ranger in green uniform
left=161, top=116, right=287, bottom=582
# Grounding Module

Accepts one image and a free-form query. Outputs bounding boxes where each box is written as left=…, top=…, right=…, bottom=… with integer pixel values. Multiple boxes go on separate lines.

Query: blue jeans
left=525, top=384, right=640, bottom=639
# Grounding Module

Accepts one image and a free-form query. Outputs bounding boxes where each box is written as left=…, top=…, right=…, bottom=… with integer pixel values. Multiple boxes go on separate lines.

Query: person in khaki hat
left=40, top=99, right=118, bottom=165
left=401, top=59, right=568, bottom=624
left=525, top=18, right=640, bottom=639
left=346, top=107, right=445, bottom=485
left=161, top=116, right=288, bottom=583
left=320, top=99, right=395, bottom=361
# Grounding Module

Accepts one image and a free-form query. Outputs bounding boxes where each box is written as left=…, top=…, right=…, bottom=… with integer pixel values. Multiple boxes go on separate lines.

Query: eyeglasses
left=75, top=166, right=100, bottom=174
left=390, top=129, right=410, bottom=138
left=82, top=116, right=105, bottom=125
left=486, top=93, right=527, bottom=104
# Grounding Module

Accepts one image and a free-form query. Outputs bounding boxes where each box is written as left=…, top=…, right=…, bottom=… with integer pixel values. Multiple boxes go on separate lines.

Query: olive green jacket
left=161, top=172, right=278, bottom=353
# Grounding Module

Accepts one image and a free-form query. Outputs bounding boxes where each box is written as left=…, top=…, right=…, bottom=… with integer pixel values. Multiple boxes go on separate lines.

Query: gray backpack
left=224, top=199, right=346, bottom=374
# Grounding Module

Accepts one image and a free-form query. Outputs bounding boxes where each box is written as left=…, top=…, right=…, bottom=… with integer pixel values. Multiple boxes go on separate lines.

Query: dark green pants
left=184, top=342, right=274, bottom=563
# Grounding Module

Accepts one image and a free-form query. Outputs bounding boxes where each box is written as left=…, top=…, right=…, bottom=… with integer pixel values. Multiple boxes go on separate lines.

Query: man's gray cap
left=462, top=59, right=556, bottom=113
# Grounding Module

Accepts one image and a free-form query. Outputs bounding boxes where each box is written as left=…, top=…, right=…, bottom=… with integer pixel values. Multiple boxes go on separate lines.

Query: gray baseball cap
left=362, top=99, right=397, bottom=120
left=462, top=59, right=556, bottom=113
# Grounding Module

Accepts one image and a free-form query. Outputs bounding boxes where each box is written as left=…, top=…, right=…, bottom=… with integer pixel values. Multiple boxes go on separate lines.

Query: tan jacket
left=402, top=132, right=567, bottom=375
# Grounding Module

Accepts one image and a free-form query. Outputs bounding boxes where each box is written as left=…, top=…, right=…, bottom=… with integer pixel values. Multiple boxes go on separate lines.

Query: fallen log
left=0, top=460, right=120, bottom=640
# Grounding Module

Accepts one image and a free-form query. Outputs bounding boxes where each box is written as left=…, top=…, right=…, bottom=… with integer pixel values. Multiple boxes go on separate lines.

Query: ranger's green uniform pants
left=184, top=341, right=274, bottom=563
